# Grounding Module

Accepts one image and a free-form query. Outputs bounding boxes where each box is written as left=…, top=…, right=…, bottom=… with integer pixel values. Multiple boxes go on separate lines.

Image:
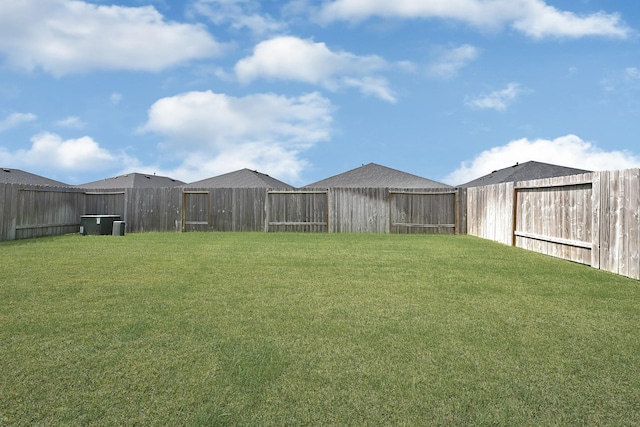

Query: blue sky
left=1, top=0, right=639, bottom=186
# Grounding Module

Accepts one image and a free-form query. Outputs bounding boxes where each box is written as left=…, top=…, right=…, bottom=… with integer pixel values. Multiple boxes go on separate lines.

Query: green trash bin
left=80, top=215, right=121, bottom=235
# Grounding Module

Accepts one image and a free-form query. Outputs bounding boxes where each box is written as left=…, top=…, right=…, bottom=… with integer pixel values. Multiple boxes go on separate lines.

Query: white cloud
left=0, top=131, right=130, bottom=172
left=191, top=0, right=286, bottom=36
left=55, top=116, right=86, bottom=129
left=427, top=44, right=480, bottom=78
left=0, top=0, right=221, bottom=75
left=466, top=83, right=523, bottom=111
left=444, top=134, right=640, bottom=185
left=235, top=36, right=396, bottom=102
left=110, top=93, right=123, bottom=105
left=317, top=0, right=630, bottom=39
left=138, top=90, right=333, bottom=183
left=342, top=76, right=397, bottom=103
left=626, top=67, right=640, bottom=80
left=513, top=2, right=628, bottom=39
left=0, top=112, right=37, bottom=132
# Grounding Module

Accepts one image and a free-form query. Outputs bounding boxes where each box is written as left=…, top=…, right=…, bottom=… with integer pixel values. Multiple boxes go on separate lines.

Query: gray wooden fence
left=466, top=169, right=640, bottom=281
left=0, top=184, right=183, bottom=240
left=7, top=185, right=84, bottom=240
left=264, top=188, right=461, bottom=233
left=182, top=188, right=268, bottom=232
left=1, top=185, right=461, bottom=239
left=3, top=170, right=639, bottom=281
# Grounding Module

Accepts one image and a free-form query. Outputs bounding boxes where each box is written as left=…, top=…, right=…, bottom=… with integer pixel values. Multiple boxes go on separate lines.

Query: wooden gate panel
left=389, top=191, right=457, bottom=234
left=266, top=191, right=328, bottom=232
left=182, top=191, right=209, bottom=232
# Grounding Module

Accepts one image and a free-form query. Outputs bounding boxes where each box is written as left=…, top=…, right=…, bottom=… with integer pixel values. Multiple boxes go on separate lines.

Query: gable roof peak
left=303, top=162, right=451, bottom=189
left=182, top=168, right=293, bottom=189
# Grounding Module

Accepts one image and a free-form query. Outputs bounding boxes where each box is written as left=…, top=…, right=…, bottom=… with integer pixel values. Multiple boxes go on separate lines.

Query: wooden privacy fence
left=466, top=169, right=640, bottom=281
left=0, top=185, right=122, bottom=240
left=1, top=185, right=462, bottom=240
left=266, top=188, right=462, bottom=233
left=182, top=188, right=268, bottom=232
left=180, top=187, right=462, bottom=233
left=10, top=186, right=84, bottom=240
left=3, top=171, right=639, bottom=280
left=0, top=184, right=184, bottom=241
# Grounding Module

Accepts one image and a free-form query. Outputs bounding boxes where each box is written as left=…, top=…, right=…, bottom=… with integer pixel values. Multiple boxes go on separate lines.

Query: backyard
left=1, top=232, right=638, bottom=425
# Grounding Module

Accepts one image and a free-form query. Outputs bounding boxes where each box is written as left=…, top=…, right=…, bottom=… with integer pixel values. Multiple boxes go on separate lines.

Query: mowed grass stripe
left=1, top=233, right=638, bottom=425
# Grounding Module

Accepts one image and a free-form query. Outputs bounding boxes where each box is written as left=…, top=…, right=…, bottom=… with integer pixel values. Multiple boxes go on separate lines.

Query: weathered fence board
left=1, top=184, right=18, bottom=241
left=604, top=171, right=620, bottom=273
left=466, top=182, right=514, bottom=245
left=466, top=169, right=640, bottom=280
left=329, top=188, right=388, bottom=233
left=628, top=170, right=640, bottom=280
left=183, top=191, right=210, bottom=231
left=9, top=186, right=85, bottom=240
left=84, top=191, right=125, bottom=217
left=182, top=188, right=270, bottom=232
left=599, top=171, right=612, bottom=272
left=389, top=189, right=457, bottom=234
left=266, top=191, right=328, bottom=232
left=512, top=174, right=593, bottom=265
left=231, top=188, right=268, bottom=232
left=457, top=188, right=467, bottom=235
left=126, top=187, right=181, bottom=233
left=596, top=169, right=640, bottom=279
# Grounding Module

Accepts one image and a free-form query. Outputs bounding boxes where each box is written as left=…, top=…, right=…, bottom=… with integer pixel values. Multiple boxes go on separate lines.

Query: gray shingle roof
left=76, top=173, right=185, bottom=189
left=459, top=161, right=591, bottom=188
left=0, top=168, right=69, bottom=186
left=182, top=169, right=293, bottom=189
left=303, top=163, right=451, bottom=189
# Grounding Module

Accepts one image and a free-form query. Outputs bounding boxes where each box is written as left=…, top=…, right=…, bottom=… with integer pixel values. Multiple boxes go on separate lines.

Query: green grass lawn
left=1, top=232, right=639, bottom=426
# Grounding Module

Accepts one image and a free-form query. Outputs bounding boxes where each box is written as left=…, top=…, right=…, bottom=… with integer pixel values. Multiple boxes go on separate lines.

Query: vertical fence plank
left=0, top=184, right=6, bottom=241
left=610, top=170, right=621, bottom=274
left=600, top=171, right=612, bottom=273
left=628, top=169, right=640, bottom=280
left=619, top=169, right=630, bottom=278
left=591, top=172, right=601, bottom=269
left=4, top=184, right=18, bottom=240
left=457, top=188, right=467, bottom=235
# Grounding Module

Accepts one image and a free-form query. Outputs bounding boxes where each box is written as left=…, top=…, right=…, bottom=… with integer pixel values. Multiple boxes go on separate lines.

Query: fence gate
left=182, top=191, right=209, bottom=232
left=389, top=190, right=458, bottom=234
left=265, top=191, right=329, bottom=232
left=513, top=178, right=593, bottom=266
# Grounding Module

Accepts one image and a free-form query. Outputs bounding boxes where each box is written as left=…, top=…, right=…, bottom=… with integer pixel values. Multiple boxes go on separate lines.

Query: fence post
left=264, top=192, right=270, bottom=232
left=325, top=189, right=330, bottom=233
left=511, top=185, right=518, bottom=247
